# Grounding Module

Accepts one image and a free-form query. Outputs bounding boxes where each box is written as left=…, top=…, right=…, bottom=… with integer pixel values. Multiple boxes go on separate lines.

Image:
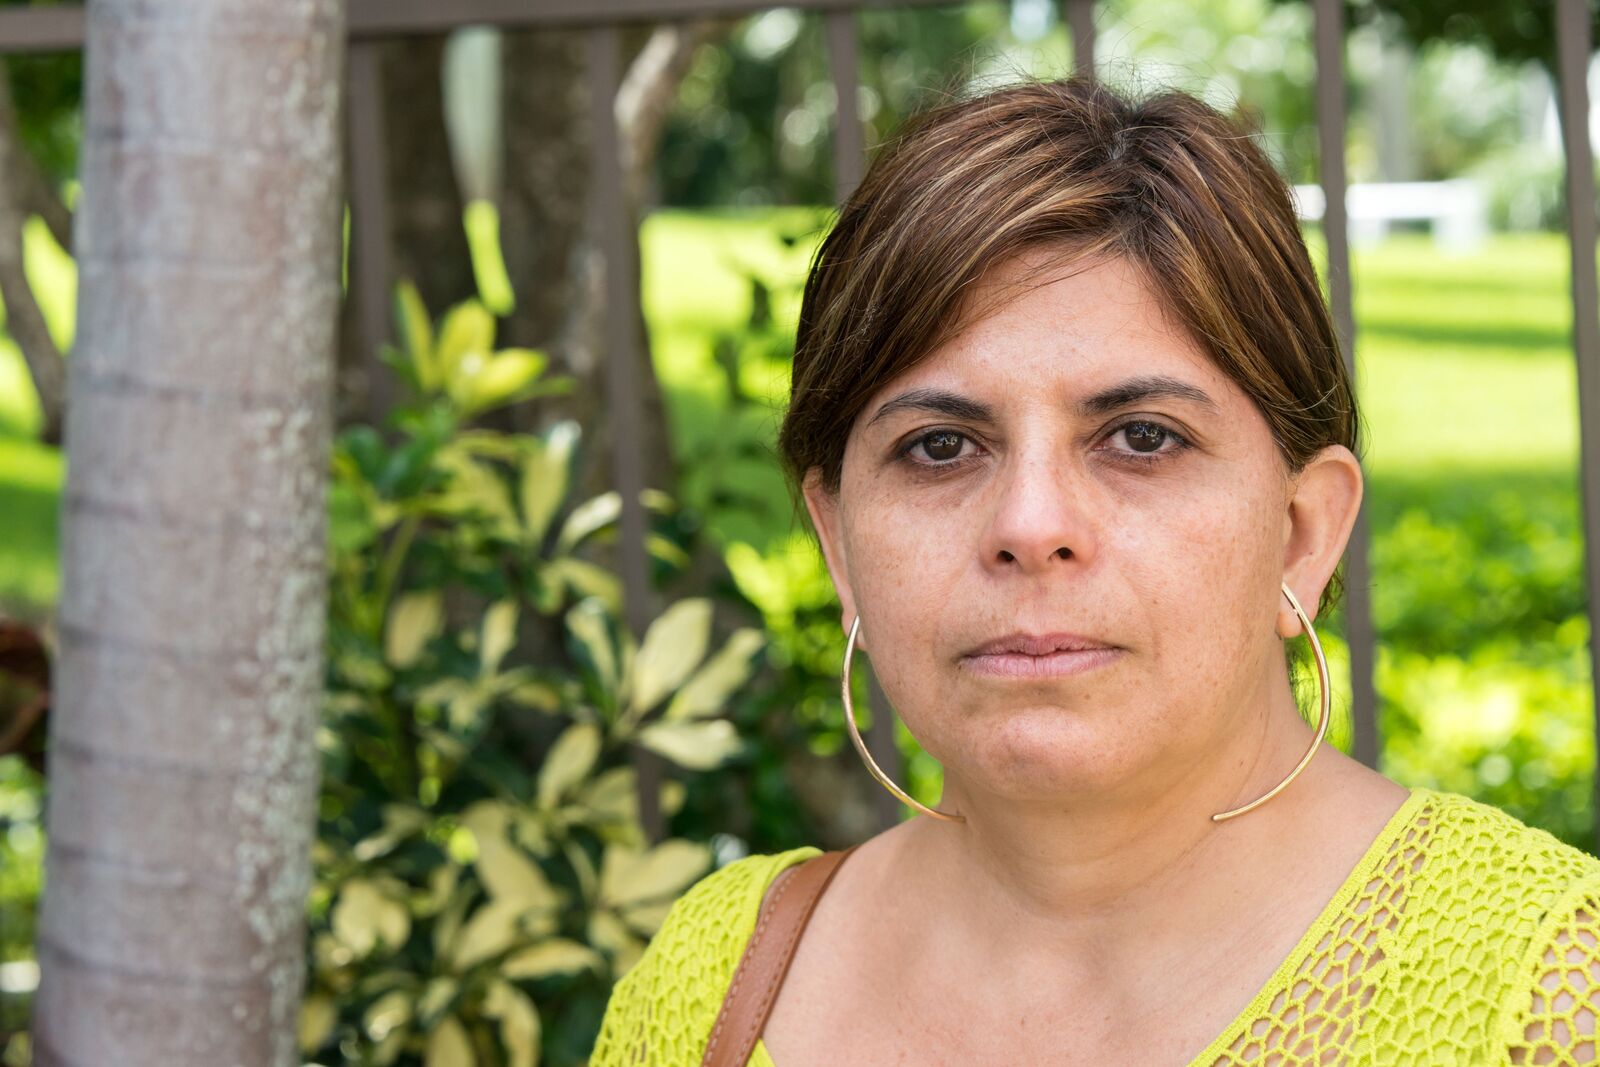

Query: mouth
left=960, top=631, right=1123, bottom=679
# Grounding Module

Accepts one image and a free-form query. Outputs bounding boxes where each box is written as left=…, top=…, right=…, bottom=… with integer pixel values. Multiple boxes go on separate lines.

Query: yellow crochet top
left=590, top=786, right=1600, bottom=1065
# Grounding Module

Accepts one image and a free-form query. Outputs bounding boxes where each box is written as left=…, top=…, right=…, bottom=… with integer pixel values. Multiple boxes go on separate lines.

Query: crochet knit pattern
left=589, top=786, right=1600, bottom=1065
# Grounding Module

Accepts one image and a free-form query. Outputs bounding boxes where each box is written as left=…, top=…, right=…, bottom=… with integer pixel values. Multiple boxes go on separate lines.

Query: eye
left=896, top=428, right=978, bottom=469
left=1105, top=419, right=1191, bottom=464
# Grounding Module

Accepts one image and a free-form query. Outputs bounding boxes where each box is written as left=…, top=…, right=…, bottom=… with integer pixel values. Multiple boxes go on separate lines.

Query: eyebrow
left=863, top=374, right=1221, bottom=429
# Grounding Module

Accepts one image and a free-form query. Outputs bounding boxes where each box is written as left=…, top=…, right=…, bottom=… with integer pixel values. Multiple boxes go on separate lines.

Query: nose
left=981, top=448, right=1099, bottom=572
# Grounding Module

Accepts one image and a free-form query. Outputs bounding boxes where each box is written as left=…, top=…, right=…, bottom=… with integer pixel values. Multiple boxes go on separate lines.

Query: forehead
left=888, top=249, right=1231, bottom=406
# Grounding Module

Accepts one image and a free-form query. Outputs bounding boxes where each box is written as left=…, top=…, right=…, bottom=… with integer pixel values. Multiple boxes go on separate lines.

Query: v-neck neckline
left=749, top=785, right=1428, bottom=1067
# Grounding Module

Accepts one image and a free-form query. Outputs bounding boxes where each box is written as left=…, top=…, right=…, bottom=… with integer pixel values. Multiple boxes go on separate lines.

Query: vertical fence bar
left=587, top=23, right=664, bottom=842
left=824, top=11, right=864, bottom=200
left=1063, top=0, right=1094, bottom=79
left=824, top=8, right=900, bottom=830
left=345, top=41, right=397, bottom=425
left=1312, top=0, right=1378, bottom=769
left=1554, top=0, right=1600, bottom=854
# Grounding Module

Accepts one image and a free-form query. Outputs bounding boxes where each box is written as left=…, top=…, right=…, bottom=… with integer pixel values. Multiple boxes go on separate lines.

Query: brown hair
left=777, top=72, right=1361, bottom=617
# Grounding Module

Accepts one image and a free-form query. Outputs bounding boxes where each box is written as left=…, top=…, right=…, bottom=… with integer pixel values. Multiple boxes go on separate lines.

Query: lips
left=965, top=631, right=1119, bottom=657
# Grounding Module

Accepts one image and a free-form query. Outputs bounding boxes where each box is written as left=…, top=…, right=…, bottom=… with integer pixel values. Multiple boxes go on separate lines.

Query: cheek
left=1110, top=477, right=1284, bottom=682
left=836, top=507, right=969, bottom=728
left=843, top=508, right=962, bottom=656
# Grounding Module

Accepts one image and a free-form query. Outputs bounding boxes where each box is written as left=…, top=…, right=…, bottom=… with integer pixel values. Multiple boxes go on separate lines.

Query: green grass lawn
left=1349, top=232, right=1583, bottom=475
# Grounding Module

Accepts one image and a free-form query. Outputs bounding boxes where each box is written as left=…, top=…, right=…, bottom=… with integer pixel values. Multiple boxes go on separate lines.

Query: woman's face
left=802, top=249, right=1360, bottom=808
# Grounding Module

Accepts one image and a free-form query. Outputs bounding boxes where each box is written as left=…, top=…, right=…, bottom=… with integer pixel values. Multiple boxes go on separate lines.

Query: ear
left=1278, top=444, right=1363, bottom=639
left=801, top=467, right=863, bottom=649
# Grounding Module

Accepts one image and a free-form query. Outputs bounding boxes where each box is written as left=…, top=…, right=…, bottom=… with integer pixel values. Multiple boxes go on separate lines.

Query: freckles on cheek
left=1115, top=493, right=1262, bottom=626
left=845, top=522, right=969, bottom=666
left=1171, top=496, right=1283, bottom=636
left=854, top=527, right=959, bottom=614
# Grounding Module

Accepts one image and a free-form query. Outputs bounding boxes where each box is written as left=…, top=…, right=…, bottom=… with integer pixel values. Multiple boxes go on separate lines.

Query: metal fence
left=3, top=0, right=1599, bottom=847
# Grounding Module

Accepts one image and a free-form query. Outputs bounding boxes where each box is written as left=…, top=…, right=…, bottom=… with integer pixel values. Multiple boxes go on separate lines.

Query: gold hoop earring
left=841, top=613, right=966, bottom=822
left=1210, top=580, right=1332, bottom=822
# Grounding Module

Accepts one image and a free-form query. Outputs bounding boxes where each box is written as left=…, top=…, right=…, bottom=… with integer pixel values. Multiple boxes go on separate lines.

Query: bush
left=302, top=282, right=768, bottom=1066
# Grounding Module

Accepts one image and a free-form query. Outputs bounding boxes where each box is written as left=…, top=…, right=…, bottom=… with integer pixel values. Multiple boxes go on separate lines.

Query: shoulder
left=1413, top=786, right=1600, bottom=888
left=1495, top=863, right=1600, bottom=1064
left=631, top=844, right=827, bottom=985
left=589, top=845, right=823, bottom=1066
left=1406, top=787, right=1600, bottom=939
left=1408, top=789, right=1600, bottom=1063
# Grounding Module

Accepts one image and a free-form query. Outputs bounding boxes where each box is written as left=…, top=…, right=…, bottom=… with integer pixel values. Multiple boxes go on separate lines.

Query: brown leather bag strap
left=700, top=844, right=860, bottom=1067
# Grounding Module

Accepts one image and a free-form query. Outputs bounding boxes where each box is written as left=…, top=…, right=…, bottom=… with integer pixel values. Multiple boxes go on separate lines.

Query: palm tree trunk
left=31, top=1, right=346, bottom=1063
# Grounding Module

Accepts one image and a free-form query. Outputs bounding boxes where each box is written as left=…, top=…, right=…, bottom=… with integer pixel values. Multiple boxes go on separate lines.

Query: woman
left=591, top=73, right=1600, bottom=1065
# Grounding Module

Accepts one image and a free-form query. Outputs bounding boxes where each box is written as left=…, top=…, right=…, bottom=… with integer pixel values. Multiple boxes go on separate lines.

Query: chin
left=957, top=710, right=1127, bottom=790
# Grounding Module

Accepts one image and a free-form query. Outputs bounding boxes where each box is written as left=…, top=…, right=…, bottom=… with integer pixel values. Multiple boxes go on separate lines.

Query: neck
left=893, top=678, right=1330, bottom=995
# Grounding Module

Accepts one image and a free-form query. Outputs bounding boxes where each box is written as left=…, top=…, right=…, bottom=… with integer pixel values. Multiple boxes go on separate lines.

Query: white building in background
left=1292, top=179, right=1489, bottom=250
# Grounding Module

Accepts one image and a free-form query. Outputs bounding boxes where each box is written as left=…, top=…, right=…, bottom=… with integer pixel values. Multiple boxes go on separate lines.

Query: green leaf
left=416, top=677, right=468, bottom=708
left=505, top=678, right=562, bottom=712
left=393, top=279, right=436, bottom=390
left=579, top=766, right=638, bottom=825
left=457, top=347, right=550, bottom=416
left=386, top=591, right=445, bottom=668
left=635, top=719, right=743, bottom=770
left=626, top=599, right=713, bottom=715
left=416, top=976, right=460, bottom=1029
left=543, top=558, right=622, bottom=616
left=449, top=897, right=526, bottom=971
left=353, top=804, right=430, bottom=862
left=332, top=879, right=411, bottom=957
left=556, top=491, right=620, bottom=554
left=459, top=801, right=560, bottom=906
left=447, top=685, right=492, bottom=732
left=298, top=994, right=338, bottom=1052
left=511, top=808, right=554, bottom=855
left=502, top=938, right=606, bottom=980
left=453, top=429, right=536, bottom=462
left=377, top=340, right=422, bottom=397
left=566, top=599, right=619, bottom=697
left=645, top=532, right=692, bottom=570
left=428, top=449, right=522, bottom=540
left=562, top=837, right=601, bottom=902
left=519, top=420, right=579, bottom=545
left=420, top=864, right=461, bottom=917
left=664, top=628, right=767, bottom=721
left=424, top=1015, right=473, bottom=1067
left=537, top=722, right=601, bottom=809
left=483, top=980, right=542, bottom=1067
left=435, top=299, right=495, bottom=388
left=599, top=839, right=711, bottom=908
left=480, top=599, right=519, bottom=676
left=328, top=480, right=379, bottom=555
left=640, top=487, right=677, bottom=513
left=587, top=909, right=643, bottom=970
left=363, top=989, right=413, bottom=1042
left=432, top=889, right=472, bottom=966
left=335, top=649, right=392, bottom=689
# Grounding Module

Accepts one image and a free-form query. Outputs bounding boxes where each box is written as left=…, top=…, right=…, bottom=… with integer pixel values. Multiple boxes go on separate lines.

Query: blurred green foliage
left=1370, top=468, right=1596, bottom=848
left=304, top=282, right=773, bottom=1066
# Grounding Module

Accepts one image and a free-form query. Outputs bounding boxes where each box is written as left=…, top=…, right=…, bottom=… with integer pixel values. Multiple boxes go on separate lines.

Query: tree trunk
left=31, top=2, right=346, bottom=1064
